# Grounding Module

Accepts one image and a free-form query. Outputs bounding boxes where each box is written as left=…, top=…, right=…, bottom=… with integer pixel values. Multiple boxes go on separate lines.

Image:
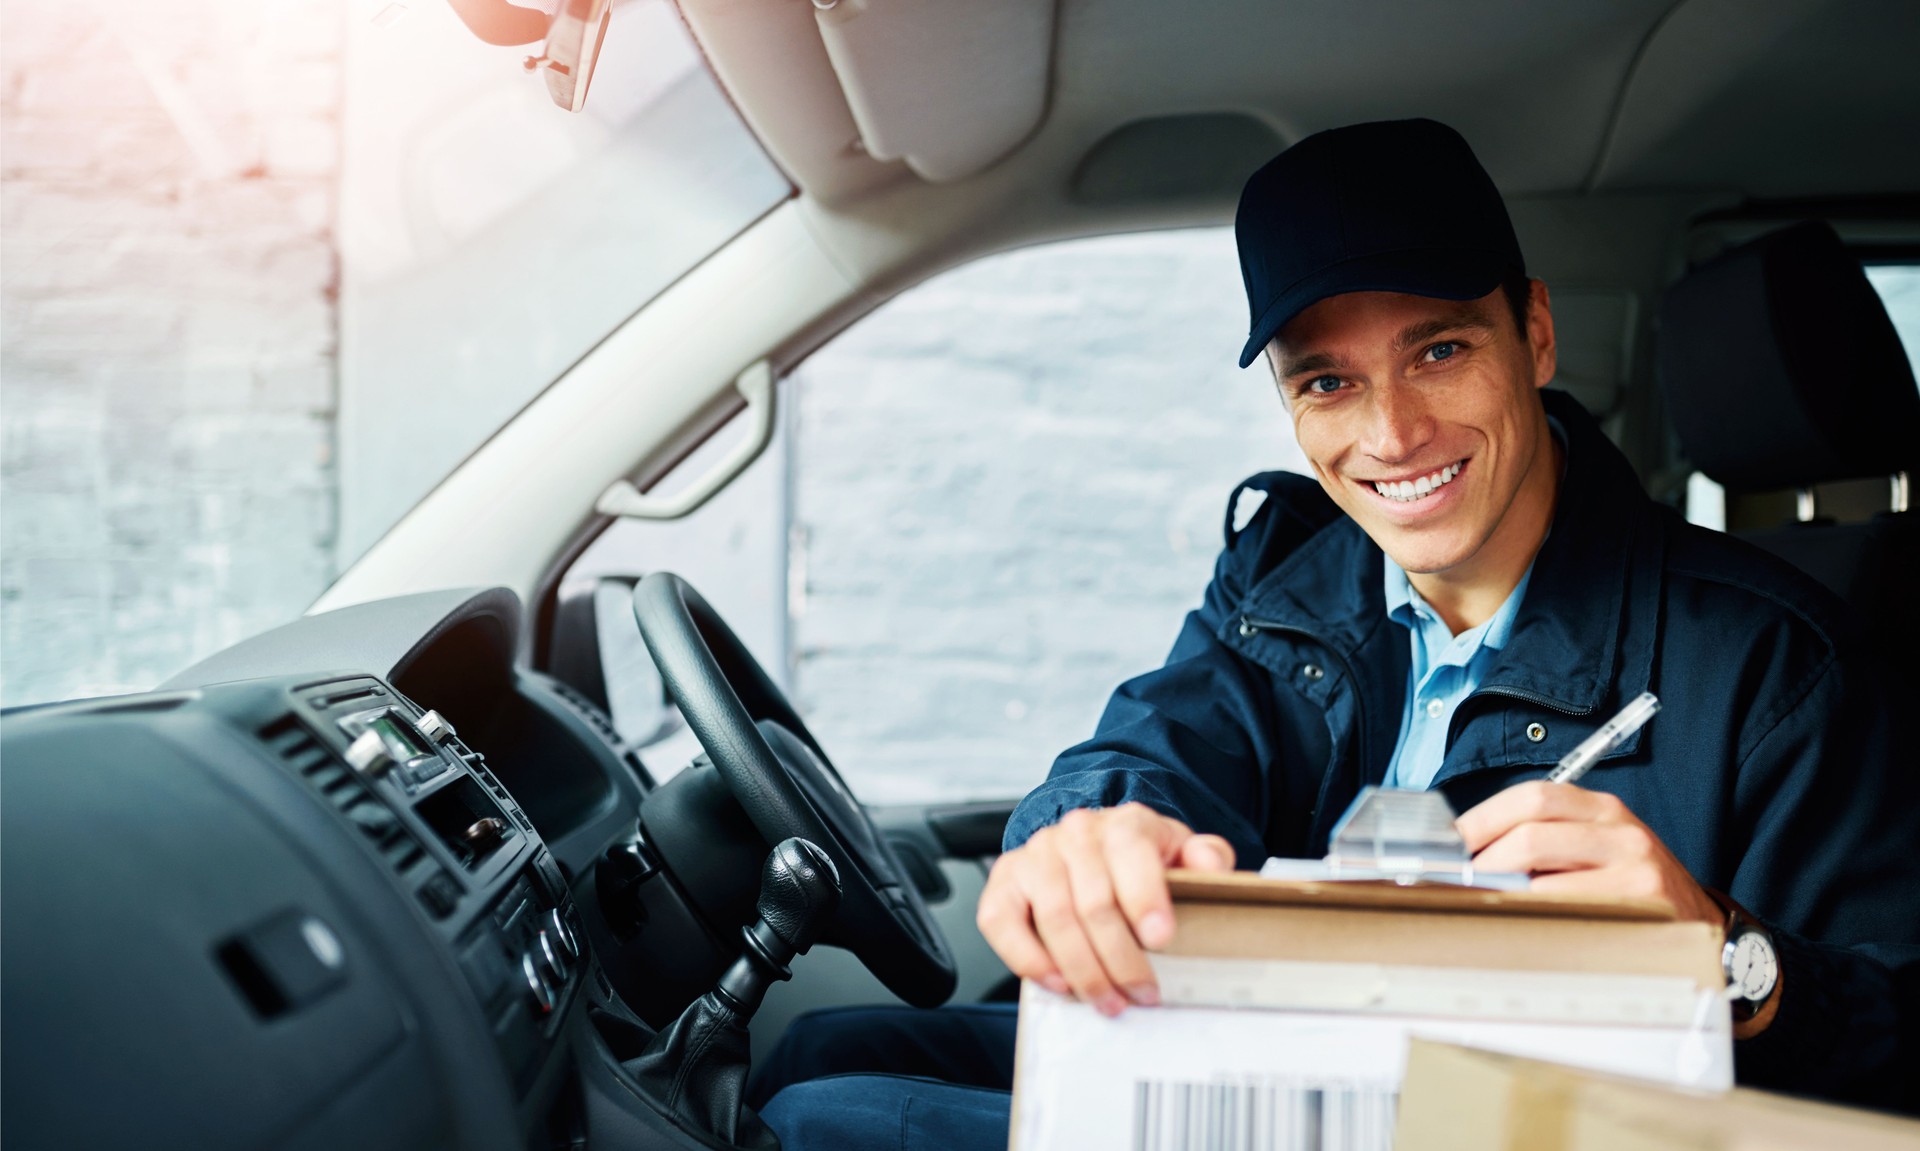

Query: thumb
left=1175, top=834, right=1237, bottom=872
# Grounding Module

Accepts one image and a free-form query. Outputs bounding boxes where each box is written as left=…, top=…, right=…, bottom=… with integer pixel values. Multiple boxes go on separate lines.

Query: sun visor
left=814, top=0, right=1056, bottom=183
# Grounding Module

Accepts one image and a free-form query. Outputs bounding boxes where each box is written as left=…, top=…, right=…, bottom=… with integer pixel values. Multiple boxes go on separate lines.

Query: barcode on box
left=1130, top=1078, right=1398, bottom=1151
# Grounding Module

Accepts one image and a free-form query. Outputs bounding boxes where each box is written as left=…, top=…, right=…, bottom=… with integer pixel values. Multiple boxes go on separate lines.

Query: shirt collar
left=1383, top=554, right=1415, bottom=621
left=1382, top=553, right=1534, bottom=653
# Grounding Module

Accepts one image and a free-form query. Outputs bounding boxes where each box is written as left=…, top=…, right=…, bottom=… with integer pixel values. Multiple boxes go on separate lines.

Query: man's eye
left=1426, top=341, right=1459, bottom=362
left=1304, top=376, right=1344, bottom=395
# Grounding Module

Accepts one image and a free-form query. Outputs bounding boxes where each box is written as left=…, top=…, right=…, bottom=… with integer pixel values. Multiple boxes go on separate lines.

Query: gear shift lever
left=719, top=837, right=841, bottom=1016
left=626, top=838, right=842, bottom=1147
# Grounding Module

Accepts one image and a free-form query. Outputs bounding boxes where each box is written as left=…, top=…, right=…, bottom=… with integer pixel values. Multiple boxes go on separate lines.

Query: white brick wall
left=1, top=0, right=341, bottom=704
left=571, top=230, right=1308, bottom=805
left=788, top=231, right=1308, bottom=805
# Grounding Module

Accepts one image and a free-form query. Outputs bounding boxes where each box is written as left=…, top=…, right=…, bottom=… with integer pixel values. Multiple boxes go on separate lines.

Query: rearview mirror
left=444, top=0, right=613, bottom=113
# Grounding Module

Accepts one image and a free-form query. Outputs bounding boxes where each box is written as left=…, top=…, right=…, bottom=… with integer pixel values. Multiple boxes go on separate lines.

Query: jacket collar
left=1236, top=389, right=1661, bottom=715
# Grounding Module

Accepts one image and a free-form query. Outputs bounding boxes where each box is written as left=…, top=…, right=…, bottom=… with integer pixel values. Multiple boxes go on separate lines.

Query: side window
left=560, top=229, right=1304, bottom=803
left=1864, top=264, right=1920, bottom=383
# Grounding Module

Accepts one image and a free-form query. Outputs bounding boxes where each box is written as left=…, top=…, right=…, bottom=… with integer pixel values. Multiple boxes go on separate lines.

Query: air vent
left=545, top=679, right=622, bottom=748
left=542, top=676, right=654, bottom=788
left=259, top=715, right=432, bottom=882
left=312, top=684, right=385, bottom=710
left=438, top=733, right=530, bottom=831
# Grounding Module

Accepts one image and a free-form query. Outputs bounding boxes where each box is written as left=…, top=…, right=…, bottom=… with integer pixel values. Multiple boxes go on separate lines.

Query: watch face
left=1728, top=931, right=1778, bottom=1000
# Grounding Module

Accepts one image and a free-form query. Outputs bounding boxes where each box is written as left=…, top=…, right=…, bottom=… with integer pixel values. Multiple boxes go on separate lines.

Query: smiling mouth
left=1368, top=460, right=1465, bottom=504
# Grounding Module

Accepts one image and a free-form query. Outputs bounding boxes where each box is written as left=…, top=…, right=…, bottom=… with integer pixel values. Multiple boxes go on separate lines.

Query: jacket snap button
left=1238, top=621, right=1256, bottom=638
left=1301, top=664, right=1324, bottom=681
left=1526, top=722, right=1548, bottom=743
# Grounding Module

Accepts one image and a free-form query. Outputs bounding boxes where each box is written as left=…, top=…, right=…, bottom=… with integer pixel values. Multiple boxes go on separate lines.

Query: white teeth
left=1372, top=461, right=1463, bottom=503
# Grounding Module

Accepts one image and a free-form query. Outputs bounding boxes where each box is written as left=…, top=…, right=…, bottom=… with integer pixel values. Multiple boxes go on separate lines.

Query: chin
left=1375, top=532, right=1474, bottom=577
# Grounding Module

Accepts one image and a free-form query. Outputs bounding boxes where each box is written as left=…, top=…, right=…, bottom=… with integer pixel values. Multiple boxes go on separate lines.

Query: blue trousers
left=749, top=1004, right=1017, bottom=1151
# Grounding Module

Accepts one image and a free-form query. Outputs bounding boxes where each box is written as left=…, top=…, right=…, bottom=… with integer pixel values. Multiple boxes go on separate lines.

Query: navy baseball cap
left=1234, top=119, right=1526, bottom=368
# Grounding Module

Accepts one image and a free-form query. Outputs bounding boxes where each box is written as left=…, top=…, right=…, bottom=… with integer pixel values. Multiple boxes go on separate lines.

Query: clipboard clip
left=1261, top=787, right=1531, bottom=890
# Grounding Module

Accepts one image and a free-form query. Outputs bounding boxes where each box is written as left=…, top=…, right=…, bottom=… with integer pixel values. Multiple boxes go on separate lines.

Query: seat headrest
left=1657, top=221, right=1919, bottom=491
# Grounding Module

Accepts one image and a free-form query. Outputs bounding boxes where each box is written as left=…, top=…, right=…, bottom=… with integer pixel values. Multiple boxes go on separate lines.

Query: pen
left=1544, top=692, right=1660, bottom=785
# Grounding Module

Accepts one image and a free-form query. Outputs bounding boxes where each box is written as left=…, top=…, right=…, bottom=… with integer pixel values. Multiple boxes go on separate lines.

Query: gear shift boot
left=625, top=838, right=842, bottom=1147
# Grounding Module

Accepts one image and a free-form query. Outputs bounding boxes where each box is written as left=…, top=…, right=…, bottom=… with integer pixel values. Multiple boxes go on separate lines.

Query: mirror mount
left=445, top=0, right=612, bottom=112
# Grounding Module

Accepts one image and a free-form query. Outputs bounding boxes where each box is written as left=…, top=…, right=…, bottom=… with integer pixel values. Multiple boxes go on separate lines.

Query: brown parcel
left=1008, top=871, right=1730, bottom=1150
left=1395, top=1038, right=1920, bottom=1151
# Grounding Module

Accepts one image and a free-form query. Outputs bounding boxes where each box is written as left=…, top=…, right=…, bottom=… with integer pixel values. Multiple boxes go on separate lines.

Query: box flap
left=1395, top=1040, right=1920, bottom=1150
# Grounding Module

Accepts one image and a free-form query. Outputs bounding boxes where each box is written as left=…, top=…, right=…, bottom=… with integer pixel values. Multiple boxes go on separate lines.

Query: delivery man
left=753, top=118, right=1920, bottom=1149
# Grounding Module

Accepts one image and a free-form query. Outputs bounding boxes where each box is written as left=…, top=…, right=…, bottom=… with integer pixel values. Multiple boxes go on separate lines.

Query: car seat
left=1656, top=220, right=1919, bottom=690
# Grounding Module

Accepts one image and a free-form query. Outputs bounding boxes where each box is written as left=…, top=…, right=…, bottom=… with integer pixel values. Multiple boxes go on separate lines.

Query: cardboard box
left=1395, top=1039, right=1920, bottom=1150
left=1009, top=871, right=1731, bottom=1151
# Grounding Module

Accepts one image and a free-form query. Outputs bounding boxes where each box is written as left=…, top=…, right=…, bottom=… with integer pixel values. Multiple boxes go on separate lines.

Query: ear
left=1526, top=279, right=1557, bottom=389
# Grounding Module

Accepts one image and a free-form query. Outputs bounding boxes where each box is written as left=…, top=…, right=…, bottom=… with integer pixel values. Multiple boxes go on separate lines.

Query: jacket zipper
left=1238, top=615, right=1366, bottom=838
left=1470, top=685, right=1593, bottom=717
left=1442, top=685, right=1595, bottom=768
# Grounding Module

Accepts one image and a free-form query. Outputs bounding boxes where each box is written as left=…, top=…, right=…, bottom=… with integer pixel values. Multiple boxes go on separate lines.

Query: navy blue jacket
left=1005, top=389, right=1920, bottom=1108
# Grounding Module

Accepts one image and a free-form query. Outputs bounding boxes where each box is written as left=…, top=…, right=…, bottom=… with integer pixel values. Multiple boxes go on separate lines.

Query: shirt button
left=1300, top=664, right=1325, bottom=681
left=1526, top=722, right=1548, bottom=743
left=1425, top=698, right=1445, bottom=719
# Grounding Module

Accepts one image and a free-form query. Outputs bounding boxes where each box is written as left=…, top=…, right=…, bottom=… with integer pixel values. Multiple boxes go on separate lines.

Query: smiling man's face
left=1269, top=283, right=1560, bottom=598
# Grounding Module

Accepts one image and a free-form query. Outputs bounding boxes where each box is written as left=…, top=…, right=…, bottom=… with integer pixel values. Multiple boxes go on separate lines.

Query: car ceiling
left=683, top=0, right=1920, bottom=211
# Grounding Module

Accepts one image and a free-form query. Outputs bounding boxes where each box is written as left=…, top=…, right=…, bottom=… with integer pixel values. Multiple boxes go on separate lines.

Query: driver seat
left=1657, top=220, right=1920, bottom=691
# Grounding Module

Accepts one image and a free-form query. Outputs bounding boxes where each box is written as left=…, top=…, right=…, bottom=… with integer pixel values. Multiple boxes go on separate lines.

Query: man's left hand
left=1457, top=781, right=1722, bottom=926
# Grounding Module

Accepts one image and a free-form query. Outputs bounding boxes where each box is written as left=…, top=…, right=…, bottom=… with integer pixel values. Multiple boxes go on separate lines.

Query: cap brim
left=1237, top=249, right=1512, bottom=368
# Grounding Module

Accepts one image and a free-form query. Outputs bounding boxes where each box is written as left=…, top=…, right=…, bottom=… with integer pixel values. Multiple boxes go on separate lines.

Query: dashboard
left=0, top=588, right=750, bottom=1150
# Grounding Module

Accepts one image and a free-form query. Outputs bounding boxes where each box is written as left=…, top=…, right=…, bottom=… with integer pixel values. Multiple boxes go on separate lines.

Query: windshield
left=0, top=0, right=789, bottom=707
left=338, top=0, right=791, bottom=561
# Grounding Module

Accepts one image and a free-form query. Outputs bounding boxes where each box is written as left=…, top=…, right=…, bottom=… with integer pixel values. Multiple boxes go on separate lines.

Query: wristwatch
left=1709, top=890, right=1780, bottom=1021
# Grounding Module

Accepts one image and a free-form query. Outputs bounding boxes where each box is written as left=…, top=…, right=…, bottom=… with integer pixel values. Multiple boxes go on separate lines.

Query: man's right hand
left=974, top=803, right=1237, bottom=1016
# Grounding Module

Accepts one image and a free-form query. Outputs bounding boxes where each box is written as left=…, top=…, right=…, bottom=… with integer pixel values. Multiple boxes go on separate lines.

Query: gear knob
left=711, top=838, right=842, bottom=1018
left=757, top=837, right=842, bottom=955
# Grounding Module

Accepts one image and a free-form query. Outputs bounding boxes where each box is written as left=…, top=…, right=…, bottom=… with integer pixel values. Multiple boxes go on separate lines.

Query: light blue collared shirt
left=1380, top=556, right=1534, bottom=791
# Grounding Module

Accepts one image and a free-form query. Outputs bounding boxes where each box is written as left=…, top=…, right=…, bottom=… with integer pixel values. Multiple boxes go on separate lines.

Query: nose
left=1361, top=384, right=1434, bottom=466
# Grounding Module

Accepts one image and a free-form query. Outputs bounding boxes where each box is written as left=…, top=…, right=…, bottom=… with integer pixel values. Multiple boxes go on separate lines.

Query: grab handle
left=595, top=361, right=775, bottom=521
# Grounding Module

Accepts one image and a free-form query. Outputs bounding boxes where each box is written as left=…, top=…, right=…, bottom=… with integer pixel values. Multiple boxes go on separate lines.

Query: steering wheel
left=631, top=572, right=957, bottom=1009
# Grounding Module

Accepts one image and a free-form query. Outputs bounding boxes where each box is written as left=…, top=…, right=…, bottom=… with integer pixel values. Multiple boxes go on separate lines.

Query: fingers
left=1104, top=813, right=1179, bottom=950
left=1463, top=787, right=1725, bottom=926
left=1528, top=865, right=1666, bottom=901
left=976, top=854, right=1068, bottom=996
left=1057, top=813, right=1158, bottom=1009
left=1025, top=835, right=1128, bottom=1013
left=1471, top=819, right=1647, bottom=875
left=1177, top=834, right=1237, bottom=872
left=976, top=804, right=1226, bottom=1015
left=1456, top=780, right=1629, bottom=853
left=978, top=815, right=1138, bottom=1015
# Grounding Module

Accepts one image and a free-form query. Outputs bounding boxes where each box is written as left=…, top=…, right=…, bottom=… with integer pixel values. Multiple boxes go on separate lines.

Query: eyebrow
left=1280, top=350, right=1351, bottom=379
left=1276, top=307, right=1501, bottom=380
left=1390, top=310, right=1498, bottom=354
